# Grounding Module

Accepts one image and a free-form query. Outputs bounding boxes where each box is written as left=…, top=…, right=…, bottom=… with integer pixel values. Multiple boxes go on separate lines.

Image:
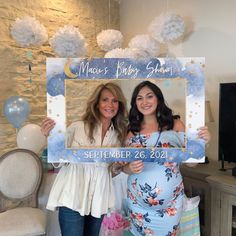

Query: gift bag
left=99, top=211, right=130, bottom=236
left=179, top=195, right=200, bottom=236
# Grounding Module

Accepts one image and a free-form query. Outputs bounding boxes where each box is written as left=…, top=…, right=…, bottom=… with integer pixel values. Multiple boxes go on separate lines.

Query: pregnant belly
left=127, top=163, right=183, bottom=209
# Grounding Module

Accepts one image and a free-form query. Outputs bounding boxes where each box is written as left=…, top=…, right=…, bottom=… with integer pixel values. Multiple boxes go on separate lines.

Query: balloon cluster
left=3, top=96, right=46, bottom=154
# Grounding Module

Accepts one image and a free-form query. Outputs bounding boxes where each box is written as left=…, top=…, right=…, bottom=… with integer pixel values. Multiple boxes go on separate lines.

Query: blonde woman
left=41, top=82, right=127, bottom=236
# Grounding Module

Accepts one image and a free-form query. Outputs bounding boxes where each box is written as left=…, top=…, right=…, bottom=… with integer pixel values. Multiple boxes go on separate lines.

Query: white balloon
left=17, top=124, right=47, bottom=154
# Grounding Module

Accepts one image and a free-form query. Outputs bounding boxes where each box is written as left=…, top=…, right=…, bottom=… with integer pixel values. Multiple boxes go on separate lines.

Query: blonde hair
left=82, top=82, right=128, bottom=145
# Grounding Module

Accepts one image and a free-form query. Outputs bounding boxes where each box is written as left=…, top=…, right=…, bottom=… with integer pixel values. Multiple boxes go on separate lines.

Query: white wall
left=120, top=0, right=236, bottom=160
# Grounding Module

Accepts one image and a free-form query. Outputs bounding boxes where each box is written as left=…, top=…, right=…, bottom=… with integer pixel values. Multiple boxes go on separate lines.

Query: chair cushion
left=0, top=207, right=46, bottom=236
left=0, top=152, right=40, bottom=199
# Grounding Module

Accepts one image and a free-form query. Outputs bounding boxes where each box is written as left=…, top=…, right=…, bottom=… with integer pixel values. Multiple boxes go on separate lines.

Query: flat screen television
left=218, top=83, right=236, bottom=163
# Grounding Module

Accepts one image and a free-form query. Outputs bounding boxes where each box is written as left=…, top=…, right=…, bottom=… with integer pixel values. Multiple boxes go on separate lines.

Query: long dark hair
left=128, top=81, right=175, bottom=134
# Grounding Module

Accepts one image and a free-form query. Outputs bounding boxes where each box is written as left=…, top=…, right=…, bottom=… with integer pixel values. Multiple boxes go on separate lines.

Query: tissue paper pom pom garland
left=128, top=34, right=160, bottom=57
left=11, top=16, right=48, bottom=47
left=148, top=12, right=185, bottom=43
left=102, top=12, right=185, bottom=58
left=97, top=29, right=123, bottom=51
left=50, top=25, right=87, bottom=57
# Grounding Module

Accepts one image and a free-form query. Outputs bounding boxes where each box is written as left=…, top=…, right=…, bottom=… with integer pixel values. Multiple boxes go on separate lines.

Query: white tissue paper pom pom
left=104, top=48, right=137, bottom=58
left=105, top=48, right=152, bottom=59
left=129, top=48, right=150, bottom=59
left=148, top=12, right=185, bottom=43
left=11, top=16, right=48, bottom=47
left=50, top=25, right=87, bottom=57
left=97, top=29, right=123, bottom=51
left=128, top=34, right=160, bottom=57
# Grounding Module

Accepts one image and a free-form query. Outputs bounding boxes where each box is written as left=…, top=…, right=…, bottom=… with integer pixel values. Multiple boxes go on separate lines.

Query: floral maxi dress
left=126, top=131, right=185, bottom=236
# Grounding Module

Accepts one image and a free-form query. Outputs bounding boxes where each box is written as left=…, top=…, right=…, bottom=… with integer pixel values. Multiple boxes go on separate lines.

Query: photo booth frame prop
left=47, top=57, right=205, bottom=163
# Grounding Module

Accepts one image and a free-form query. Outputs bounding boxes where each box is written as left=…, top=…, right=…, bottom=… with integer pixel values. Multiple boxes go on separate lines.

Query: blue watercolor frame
left=47, top=57, right=205, bottom=163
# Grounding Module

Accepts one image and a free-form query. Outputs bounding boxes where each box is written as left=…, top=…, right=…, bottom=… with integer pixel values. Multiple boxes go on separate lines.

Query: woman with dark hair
left=41, top=82, right=128, bottom=236
left=129, top=80, right=179, bottom=135
left=122, top=81, right=210, bottom=236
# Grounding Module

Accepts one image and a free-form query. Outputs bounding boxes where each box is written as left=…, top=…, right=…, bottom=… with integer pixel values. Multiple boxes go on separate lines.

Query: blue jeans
left=59, top=207, right=104, bottom=236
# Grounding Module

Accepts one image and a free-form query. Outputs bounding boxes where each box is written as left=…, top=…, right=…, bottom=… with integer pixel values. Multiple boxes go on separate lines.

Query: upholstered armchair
left=0, top=149, right=46, bottom=236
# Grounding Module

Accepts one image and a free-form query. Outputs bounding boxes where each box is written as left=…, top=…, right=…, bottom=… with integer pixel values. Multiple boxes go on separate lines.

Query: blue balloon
left=3, top=96, right=31, bottom=128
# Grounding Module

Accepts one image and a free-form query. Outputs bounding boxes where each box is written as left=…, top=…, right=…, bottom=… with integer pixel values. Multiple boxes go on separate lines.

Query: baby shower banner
left=47, top=57, right=205, bottom=163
